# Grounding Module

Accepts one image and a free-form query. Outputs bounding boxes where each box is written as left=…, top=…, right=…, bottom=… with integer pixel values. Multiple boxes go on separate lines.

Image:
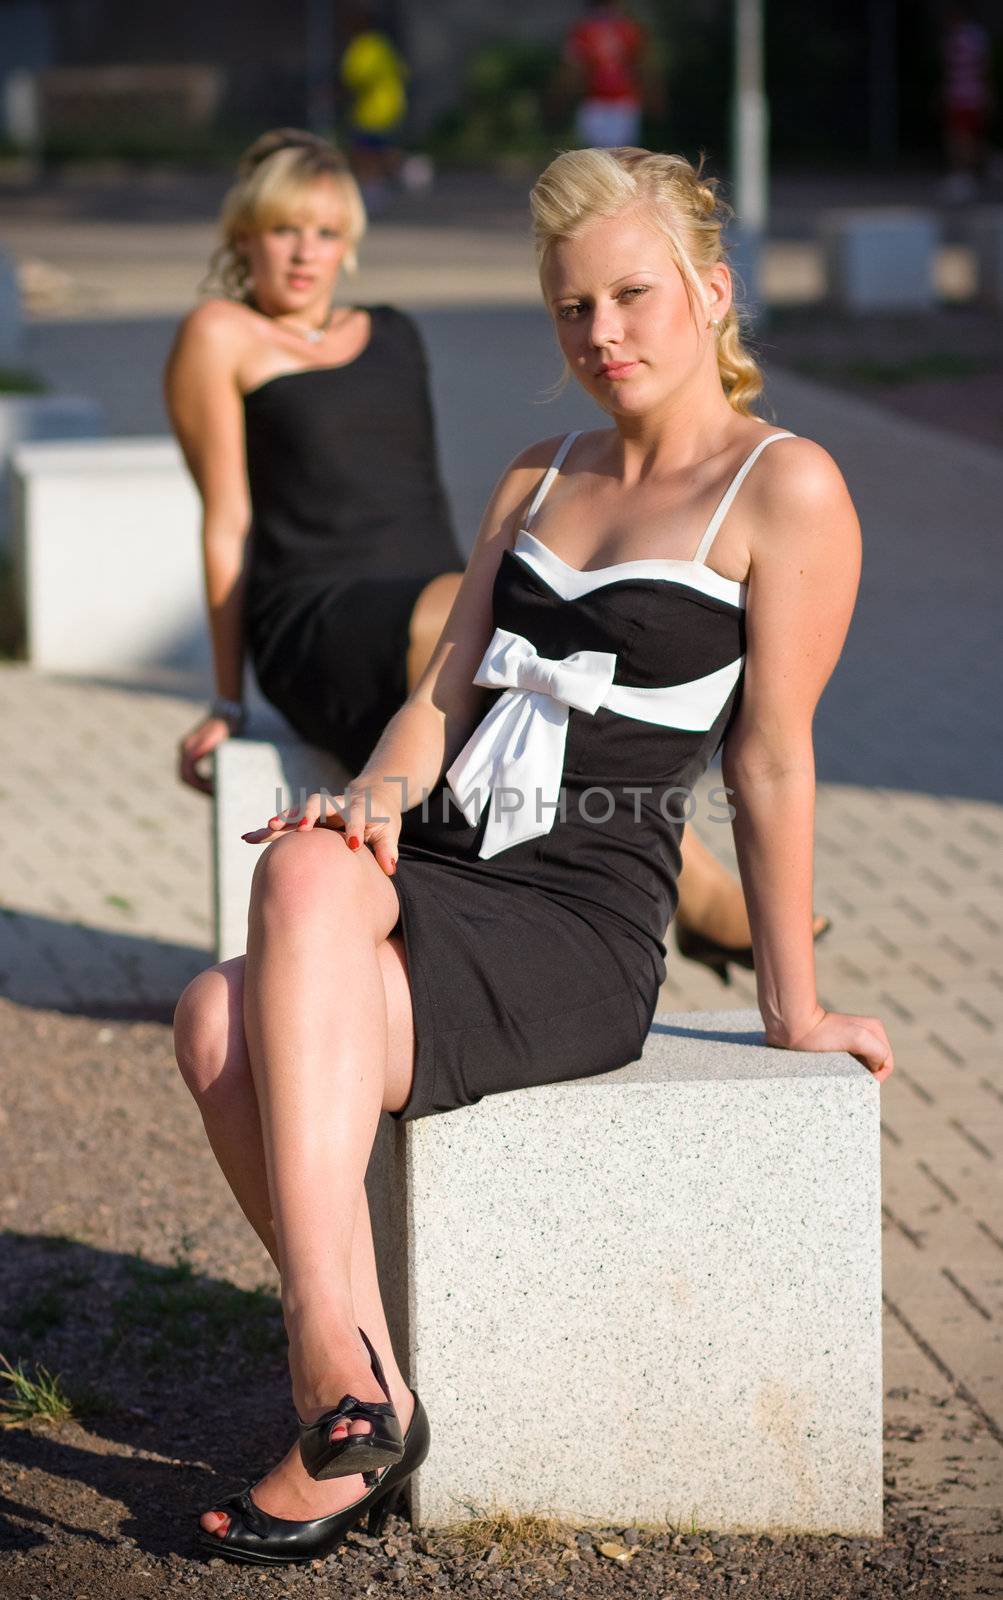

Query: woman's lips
left=597, top=361, right=639, bottom=380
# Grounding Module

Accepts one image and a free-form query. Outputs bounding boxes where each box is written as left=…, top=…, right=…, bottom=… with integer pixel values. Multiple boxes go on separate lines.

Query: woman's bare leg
left=173, top=837, right=417, bottom=1533
left=676, top=827, right=753, bottom=947
left=676, top=828, right=828, bottom=949
left=406, top=571, right=462, bottom=689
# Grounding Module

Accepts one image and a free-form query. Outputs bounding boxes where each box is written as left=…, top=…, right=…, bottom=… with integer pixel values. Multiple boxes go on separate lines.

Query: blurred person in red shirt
left=561, top=1, right=660, bottom=149
left=940, top=4, right=996, bottom=200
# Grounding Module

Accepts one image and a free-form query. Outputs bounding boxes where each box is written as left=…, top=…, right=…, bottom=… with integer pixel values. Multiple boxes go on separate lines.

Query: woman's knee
left=173, top=964, right=240, bottom=1100
left=250, top=828, right=363, bottom=927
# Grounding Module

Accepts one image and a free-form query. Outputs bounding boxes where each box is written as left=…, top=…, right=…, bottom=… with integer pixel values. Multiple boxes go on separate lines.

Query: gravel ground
left=1, top=1000, right=997, bottom=1598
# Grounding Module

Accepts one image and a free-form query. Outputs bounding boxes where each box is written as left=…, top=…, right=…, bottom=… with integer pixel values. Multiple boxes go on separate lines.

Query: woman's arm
left=164, top=301, right=252, bottom=790
left=256, top=437, right=569, bottom=872
left=722, top=438, right=894, bottom=1080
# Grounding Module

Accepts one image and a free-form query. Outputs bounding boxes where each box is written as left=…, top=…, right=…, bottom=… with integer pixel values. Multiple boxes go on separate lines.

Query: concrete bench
left=214, top=731, right=350, bottom=962
left=215, top=738, right=882, bottom=1535
left=2, top=395, right=105, bottom=550
left=819, top=207, right=938, bottom=313
left=967, top=206, right=1003, bottom=312
left=11, top=436, right=206, bottom=674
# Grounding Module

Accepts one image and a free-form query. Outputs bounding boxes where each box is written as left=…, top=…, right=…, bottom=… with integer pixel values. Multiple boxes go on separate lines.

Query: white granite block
left=406, top=1010, right=882, bottom=1535
left=214, top=735, right=350, bottom=961
left=1, top=394, right=105, bottom=548
left=12, top=436, right=204, bottom=673
left=820, top=207, right=937, bottom=312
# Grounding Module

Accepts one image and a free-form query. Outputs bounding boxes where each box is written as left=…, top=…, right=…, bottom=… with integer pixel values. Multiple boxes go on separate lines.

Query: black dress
left=390, top=427, right=797, bottom=1121
left=243, top=304, right=461, bottom=771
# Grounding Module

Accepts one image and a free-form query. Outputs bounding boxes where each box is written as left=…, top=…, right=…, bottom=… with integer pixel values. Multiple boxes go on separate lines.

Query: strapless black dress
left=243, top=304, right=461, bottom=770
left=389, top=427, right=796, bottom=1121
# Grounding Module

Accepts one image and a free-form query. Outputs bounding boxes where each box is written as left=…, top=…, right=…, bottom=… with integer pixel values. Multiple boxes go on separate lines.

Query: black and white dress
left=390, top=427, right=796, bottom=1120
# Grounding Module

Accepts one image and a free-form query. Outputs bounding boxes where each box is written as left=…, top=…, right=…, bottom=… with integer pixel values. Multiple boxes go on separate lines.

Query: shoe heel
left=367, top=1484, right=404, bottom=1537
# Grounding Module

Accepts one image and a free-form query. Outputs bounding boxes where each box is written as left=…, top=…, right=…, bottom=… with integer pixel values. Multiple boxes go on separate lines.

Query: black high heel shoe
left=675, top=914, right=832, bottom=985
left=195, top=1387, right=431, bottom=1567
left=298, top=1326, right=405, bottom=1481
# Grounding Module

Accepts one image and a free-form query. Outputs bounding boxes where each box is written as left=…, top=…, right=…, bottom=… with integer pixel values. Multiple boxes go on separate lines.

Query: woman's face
left=542, top=205, right=730, bottom=418
left=239, top=177, right=352, bottom=318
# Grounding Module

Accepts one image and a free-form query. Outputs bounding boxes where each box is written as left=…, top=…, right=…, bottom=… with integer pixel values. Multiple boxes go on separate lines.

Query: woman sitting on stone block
left=165, top=127, right=821, bottom=986
left=173, top=145, right=892, bottom=1567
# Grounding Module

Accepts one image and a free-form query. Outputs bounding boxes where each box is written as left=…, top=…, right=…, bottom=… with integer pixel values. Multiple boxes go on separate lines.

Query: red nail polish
left=297, top=818, right=310, bottom=829
left=348, top=836, right=361, bottom=850
left=268, top=816, right=281, bottom=826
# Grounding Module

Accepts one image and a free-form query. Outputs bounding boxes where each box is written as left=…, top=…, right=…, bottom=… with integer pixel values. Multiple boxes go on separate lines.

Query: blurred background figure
left=340, top=2, right=409, bottom=212
left=559, top=0, right=662, bottom=150
left=940, top=4, right=995, bottom=201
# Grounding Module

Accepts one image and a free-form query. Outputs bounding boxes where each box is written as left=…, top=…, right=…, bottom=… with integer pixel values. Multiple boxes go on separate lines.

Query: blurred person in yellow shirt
left=341, top=5, right=409, bottom=211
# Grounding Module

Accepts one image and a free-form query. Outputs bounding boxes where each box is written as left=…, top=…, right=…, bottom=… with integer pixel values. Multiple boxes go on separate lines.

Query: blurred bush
left=427, top=41, right=569, bottom=169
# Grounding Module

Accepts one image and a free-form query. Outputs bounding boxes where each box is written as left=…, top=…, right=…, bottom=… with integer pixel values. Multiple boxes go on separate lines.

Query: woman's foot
left=200, top=1385, right=416, bottom=1540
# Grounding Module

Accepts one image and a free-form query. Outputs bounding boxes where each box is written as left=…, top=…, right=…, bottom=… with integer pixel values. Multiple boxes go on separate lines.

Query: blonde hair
left=204, top=128, right=367, bottom=299
left=530, top=147, right=763, bottom=416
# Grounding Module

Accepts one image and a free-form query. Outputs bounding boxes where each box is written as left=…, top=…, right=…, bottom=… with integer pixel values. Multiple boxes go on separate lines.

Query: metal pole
left=305, top=0, right=336, bottom=134
left=730, top=0, right=768, bottom=325
left=868, top=0, right=898, bottom=166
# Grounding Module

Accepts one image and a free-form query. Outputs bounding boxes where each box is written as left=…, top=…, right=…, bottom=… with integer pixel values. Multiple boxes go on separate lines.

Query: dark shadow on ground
left=0, top=908, right=207, bottom=1020
left=0, top=1230, right=288, bottom=1560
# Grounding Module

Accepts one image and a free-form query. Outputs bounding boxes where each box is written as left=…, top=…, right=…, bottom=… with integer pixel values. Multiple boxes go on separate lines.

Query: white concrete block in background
left=12, top=436, right=205, bottom=673
left=408, top=1010, right=882, bottom=1534
left=1, top=394, right=105, bottom=546
left=214, top=734, right=350, bottom=961
left=820, top=207, right=938, bottom=313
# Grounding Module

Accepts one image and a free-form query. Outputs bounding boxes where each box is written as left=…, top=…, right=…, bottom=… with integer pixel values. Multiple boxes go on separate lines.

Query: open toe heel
left=298, top=1326, right=405, bottom=1482
left=195, top=1388, right=431, bottom=1567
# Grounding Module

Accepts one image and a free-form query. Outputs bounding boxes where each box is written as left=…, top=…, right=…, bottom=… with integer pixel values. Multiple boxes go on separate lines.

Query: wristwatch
left=210, top=696, right=246, bottom=732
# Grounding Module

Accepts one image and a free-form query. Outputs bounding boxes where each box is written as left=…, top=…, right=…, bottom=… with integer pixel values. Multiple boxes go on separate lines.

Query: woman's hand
left=767, top=1007, right=895, bottom=1083
left=178, top=714, right=236, bottom=796
left=241, top=778, right=402, bottom=877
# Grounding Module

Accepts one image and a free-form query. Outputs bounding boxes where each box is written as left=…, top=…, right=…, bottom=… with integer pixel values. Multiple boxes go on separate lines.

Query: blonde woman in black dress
left=173, top=146, right=891, bottom=1566
left=165, top=128, right=822, bottom=984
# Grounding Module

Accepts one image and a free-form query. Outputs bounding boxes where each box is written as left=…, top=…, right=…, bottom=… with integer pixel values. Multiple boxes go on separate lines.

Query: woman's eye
left=558, top=304, right=584, bottom=321
left=619, top=285, right=647, bottom=301
left=319, top=228, right=342, bottom=240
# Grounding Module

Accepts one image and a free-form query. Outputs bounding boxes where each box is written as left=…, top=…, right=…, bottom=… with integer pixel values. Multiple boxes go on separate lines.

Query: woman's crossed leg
left=173, top=829, right=416, bottom=1535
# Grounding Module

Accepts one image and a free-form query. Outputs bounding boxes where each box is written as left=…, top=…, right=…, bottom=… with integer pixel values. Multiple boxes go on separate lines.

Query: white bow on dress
left=446, top=626, right=743, bottom=860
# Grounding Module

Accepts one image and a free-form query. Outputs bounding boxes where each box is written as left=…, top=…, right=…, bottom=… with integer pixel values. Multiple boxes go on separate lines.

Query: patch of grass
left=429, top=1506, right=709, bottom=1564
left=104, top=893, right=135, bottom=914
left=39, top=1232, right=80, bottom=1252
left=0, top=555, right=25, bottom=661
left=0, top=1353, right=74, bottom=1425
left=13, top=1288, right=68, bottom=1338
left=794, top=352, right=997, bottom=387
left=0, top=367, right=47, bottom=396
left=104, top=1252, right=283, bottom=1369
left=429, top=1510, right=579, bottom=1565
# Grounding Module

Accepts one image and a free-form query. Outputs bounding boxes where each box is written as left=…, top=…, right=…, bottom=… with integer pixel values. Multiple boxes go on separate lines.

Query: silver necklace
left=280, top=305, right=349, bottom=346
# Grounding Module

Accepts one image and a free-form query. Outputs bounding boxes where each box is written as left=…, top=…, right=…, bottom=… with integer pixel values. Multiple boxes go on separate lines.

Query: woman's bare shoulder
left=744, top=430, right=859, bottom=568
left=751, top=431, right=850, bottom=508
left=171, top=298, right=255, bottom=358
left=484, top=432, right=584, bottom=527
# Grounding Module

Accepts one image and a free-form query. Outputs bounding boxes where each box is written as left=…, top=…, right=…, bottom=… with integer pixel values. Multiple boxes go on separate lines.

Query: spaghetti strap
left=523, top=431, right=582, bottom=528
left=692, top=430, right=797, bottom=566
